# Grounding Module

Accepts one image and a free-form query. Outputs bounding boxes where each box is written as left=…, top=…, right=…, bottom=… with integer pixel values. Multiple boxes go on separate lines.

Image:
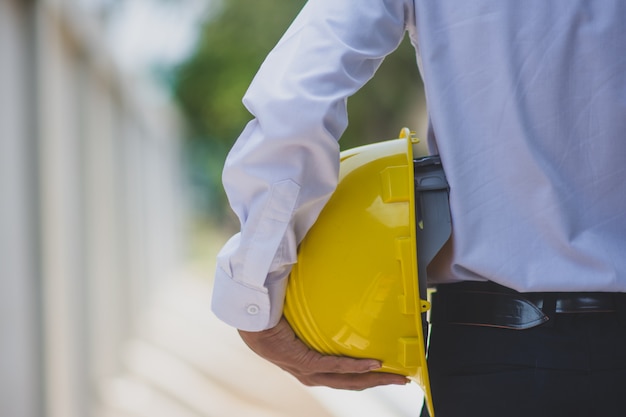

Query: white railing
left=1, top=1, right=185, bottom=416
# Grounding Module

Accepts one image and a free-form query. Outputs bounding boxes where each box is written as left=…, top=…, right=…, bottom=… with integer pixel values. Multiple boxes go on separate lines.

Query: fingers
left=302, top=353, right=381, bottom=374
left=299, top=371, right=410, bottom=390
left=238, top=316, right=410, bottom=390
left=292, top=354, right=409, bottom=389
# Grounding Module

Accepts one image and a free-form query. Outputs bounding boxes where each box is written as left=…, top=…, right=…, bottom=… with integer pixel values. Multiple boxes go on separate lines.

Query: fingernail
left=398, top=377, right=410, bottom=385
left=367, top=361, right=382, bottom=370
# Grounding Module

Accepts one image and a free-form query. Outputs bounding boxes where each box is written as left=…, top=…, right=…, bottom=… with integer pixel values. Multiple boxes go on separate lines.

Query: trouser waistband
left=430, top=281, right=626, bottom=330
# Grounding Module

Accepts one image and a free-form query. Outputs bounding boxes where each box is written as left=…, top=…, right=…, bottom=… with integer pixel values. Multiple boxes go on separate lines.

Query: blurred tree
left=171, top=0, right=424, bottom=219
left=172, top=0, right=307, bottom=143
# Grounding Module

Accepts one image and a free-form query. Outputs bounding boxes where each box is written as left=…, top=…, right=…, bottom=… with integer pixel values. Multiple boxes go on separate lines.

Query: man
left=211, top=1, right=626, bottom=415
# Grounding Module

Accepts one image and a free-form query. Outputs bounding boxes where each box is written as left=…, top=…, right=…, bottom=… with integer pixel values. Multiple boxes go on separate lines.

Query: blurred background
left=1, top=0, right=428, bottom=416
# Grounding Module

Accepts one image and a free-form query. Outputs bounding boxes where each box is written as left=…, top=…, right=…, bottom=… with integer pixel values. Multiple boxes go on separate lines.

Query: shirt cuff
left=211, top=264, right=288, bottom=331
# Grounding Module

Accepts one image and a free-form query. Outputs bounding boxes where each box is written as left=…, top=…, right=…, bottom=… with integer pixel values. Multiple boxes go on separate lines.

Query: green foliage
left=170, top=0, right=424, bottom=218
left=173, top=0, right=309, bottom=142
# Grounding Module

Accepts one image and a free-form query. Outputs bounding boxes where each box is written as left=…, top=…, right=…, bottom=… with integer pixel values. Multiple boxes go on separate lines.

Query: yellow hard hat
left=284, top=129, right=442, bottom=417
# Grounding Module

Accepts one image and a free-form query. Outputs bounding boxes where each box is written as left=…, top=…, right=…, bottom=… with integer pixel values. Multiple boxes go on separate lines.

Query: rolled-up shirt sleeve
left=211, top=0, right=415, bottom=331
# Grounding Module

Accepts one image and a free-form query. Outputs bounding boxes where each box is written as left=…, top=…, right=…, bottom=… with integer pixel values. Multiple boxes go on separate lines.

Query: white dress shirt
left=212, top=0, right=626, bottom=331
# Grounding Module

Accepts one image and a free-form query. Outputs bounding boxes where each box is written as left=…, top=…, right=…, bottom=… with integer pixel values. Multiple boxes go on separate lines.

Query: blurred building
left=1, top=0, right=184, bottom=416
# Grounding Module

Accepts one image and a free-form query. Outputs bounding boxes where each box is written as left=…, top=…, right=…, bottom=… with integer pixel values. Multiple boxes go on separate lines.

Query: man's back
left=413, top=0, right=626, bottom=292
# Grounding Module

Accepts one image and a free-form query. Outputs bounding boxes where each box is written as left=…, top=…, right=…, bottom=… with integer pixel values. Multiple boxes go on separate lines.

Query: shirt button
left=246, top=304, right=260, bottom=315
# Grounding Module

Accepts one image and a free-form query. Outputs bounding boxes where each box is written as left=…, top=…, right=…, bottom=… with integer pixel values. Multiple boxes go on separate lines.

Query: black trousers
left=422, top=300, right=626, bottom=416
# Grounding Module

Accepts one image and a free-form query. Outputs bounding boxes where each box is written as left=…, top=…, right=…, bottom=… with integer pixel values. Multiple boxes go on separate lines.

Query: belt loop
left=429, top=291, right=441, bottom=324
left=541, top=293, right=557, bottom=328
left=616, top=293, right=626, bottom=328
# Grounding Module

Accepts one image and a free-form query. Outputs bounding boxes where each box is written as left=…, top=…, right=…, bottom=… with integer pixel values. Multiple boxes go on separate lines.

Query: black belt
left=430, top=281, right=626, bottom=330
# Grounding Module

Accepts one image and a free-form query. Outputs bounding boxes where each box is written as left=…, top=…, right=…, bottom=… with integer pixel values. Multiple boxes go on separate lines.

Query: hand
left=238, top=316, right=409, bottom=390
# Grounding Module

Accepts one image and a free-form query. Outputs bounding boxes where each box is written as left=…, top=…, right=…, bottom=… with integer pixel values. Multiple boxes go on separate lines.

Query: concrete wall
left=0, top=1, right=184, bottom=416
